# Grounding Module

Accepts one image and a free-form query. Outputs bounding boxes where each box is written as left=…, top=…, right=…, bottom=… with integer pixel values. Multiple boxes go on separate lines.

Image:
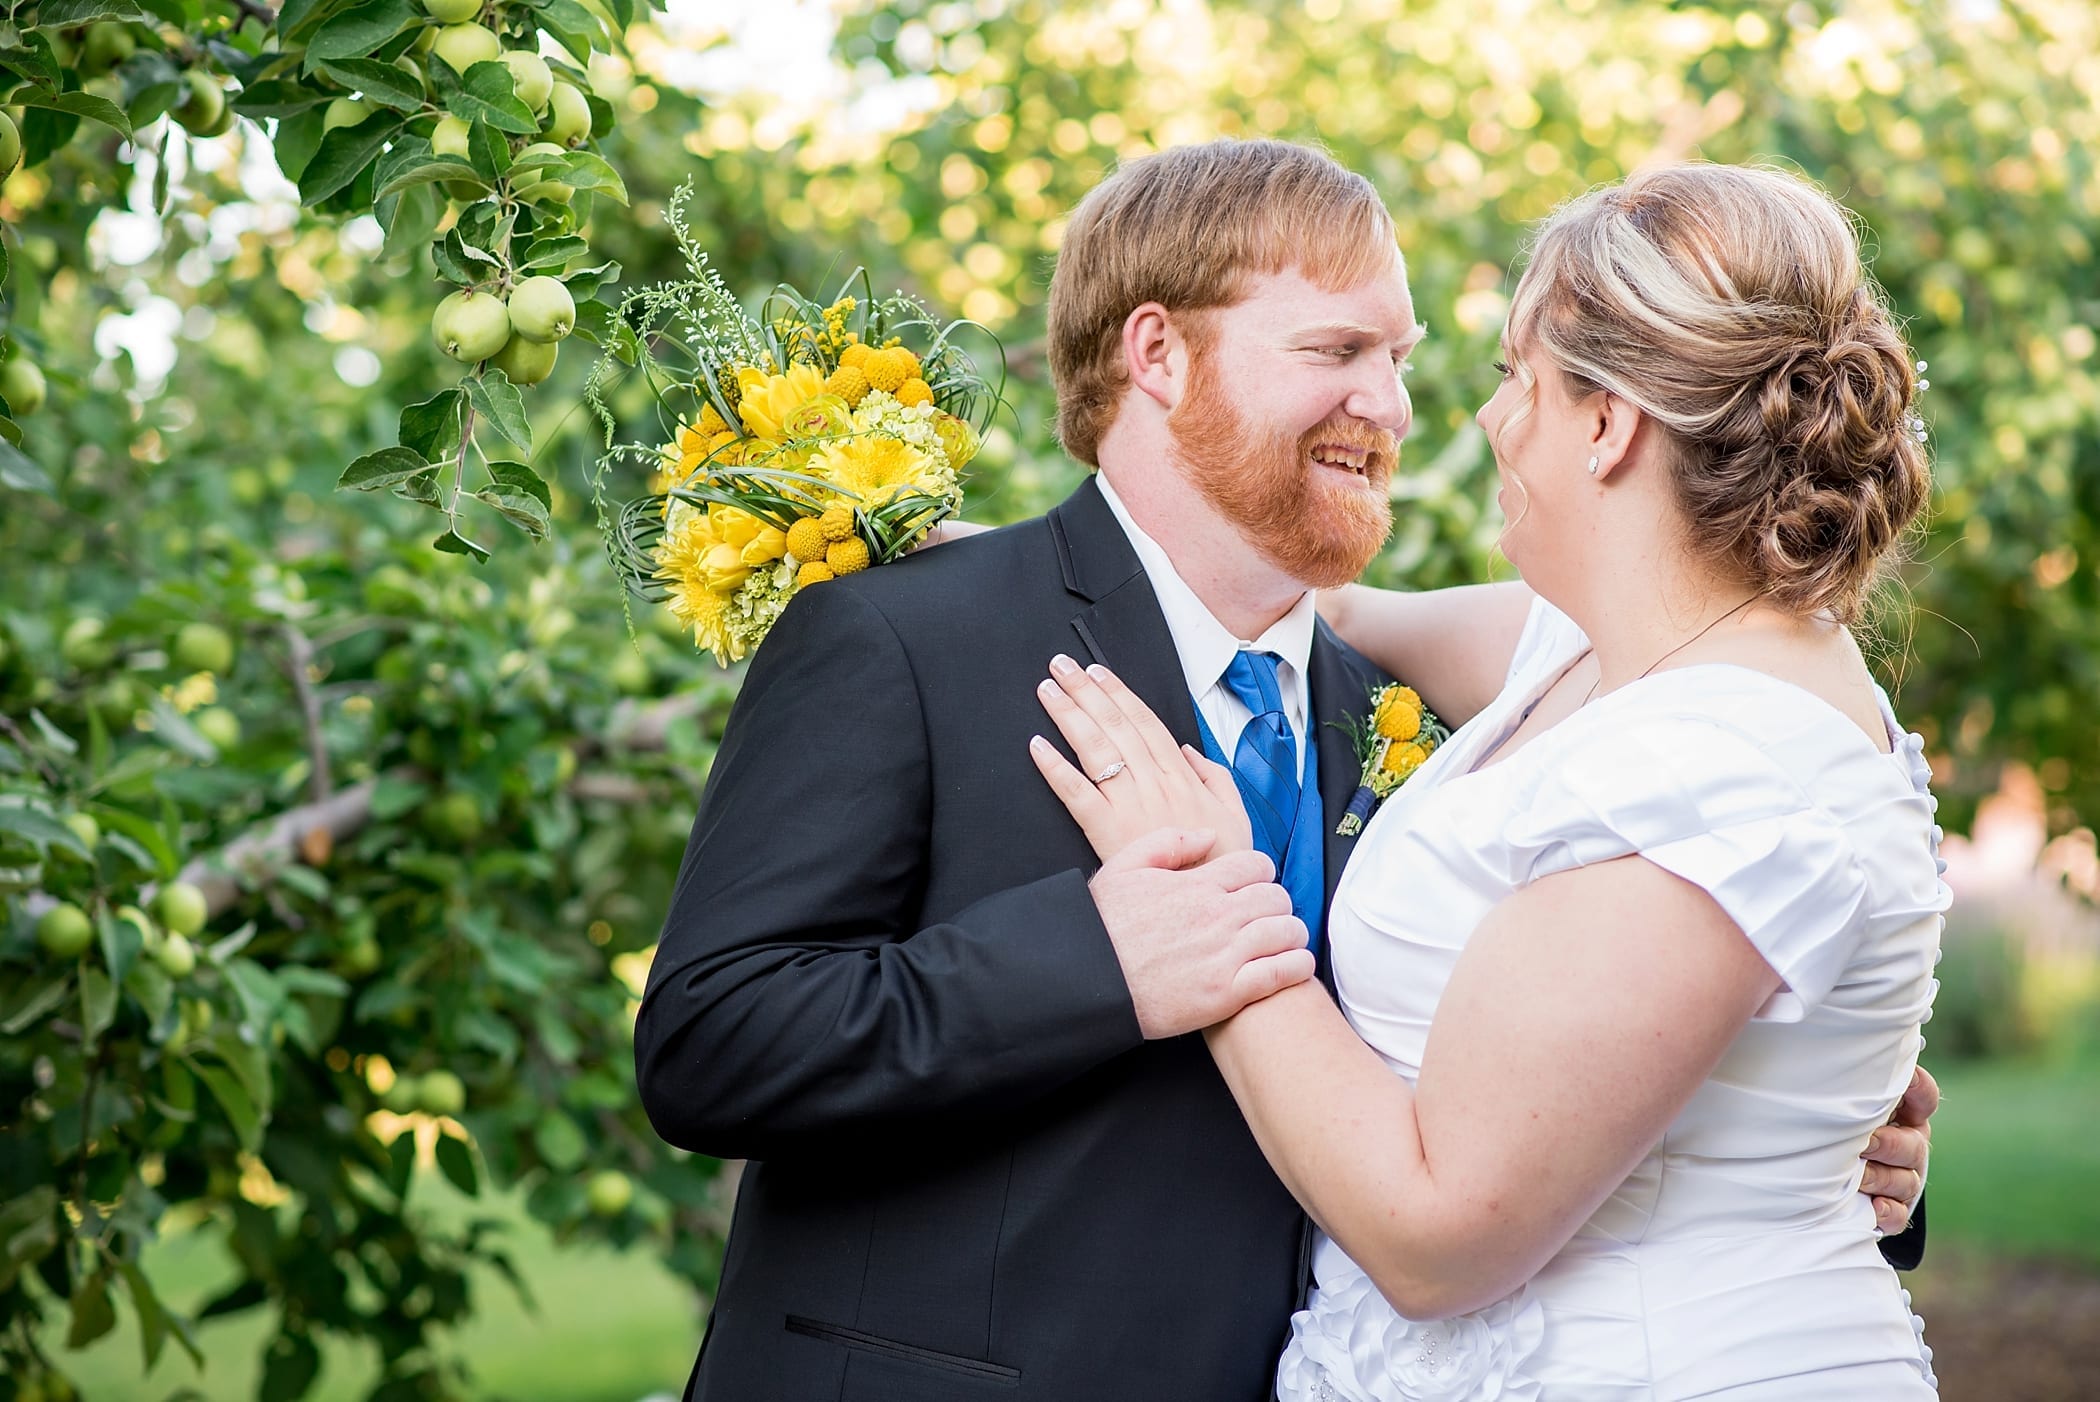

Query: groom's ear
left=1122, top=302, right=1184, bottom=410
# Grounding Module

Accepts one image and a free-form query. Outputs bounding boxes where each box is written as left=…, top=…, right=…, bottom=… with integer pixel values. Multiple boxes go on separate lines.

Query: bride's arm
left=1317, top=581, right=1536, bottom=727
left=1205, top=856, right=1781, bottom=1319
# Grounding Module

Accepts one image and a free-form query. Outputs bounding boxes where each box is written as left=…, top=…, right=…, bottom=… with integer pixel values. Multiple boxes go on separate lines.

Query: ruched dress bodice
left=1278, top=601, right=1944, bottom=1401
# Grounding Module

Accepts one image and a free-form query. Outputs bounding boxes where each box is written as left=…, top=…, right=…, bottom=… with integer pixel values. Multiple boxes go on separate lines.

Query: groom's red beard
left=1165, top=357, right=1397, bottom=589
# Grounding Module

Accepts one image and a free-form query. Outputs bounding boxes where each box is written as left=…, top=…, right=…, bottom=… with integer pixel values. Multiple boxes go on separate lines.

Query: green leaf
left=269, top=108, right=328, bottom=184
left=398, top=389, right=464, bottom=463
left=569, top=297, right=618, bottom=349
left=381, top=182, right=444, bottom=259
left=146, top=695, right=219, bottom=763
left=562, top=259, right=621, bottom=301
left=0, top=801, right=90, bottom=858
left=95, top=808, right=177, bottom=877
left=232, top=80, right=331, bottom=118
left=14, top=86, right=132, bottom=140
left=97, top=903, right=144, bottom=990
left=118, top=1260, right=172, bottom=1370
left=532, top=1111, right=586, bottom=1170
left=475, top=485, right=550, bottom=540
left=467, top=116, right=511, bottom=182
left=339, top=446, right=438, bottom=491
left=517, top=234, right=588, bottom=271
left=432, top=529, right=490, bottom=562
left=297, top=112, right=408, bottom=205
left=193, top=1062, right=265, bottom=1150
left=314, top=56, right=426, bottom=112
left=260, top=1332, right=321, bottom=1402
left=80, top=966, right=117, bottom=1048
left=0, top=33, right=62, bottom=91
left=68, top=1271, right=118, bottom=1349
left=435, top=1133, right=479, bottom=1196
left=304, top=0, right=419, bottom=70
left=439, top=59, right=536, bottom=134
left=554, top=149, right=627, bottom=203
left=487, top=459, right=552, bottom=508
left=1, top=979, right=70, bottom=1037
left=369, top=774, right=431, bottom=820
left=373, top=156, right=483, bottom=202
left=464, top=370, right=532, bottom=451
left=34, top=0, right=151, bottom=25
left=279, top=0, right=352, bottom=42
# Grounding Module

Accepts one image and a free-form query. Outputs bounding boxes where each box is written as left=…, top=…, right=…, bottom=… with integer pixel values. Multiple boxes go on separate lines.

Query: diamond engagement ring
left=1091, top=761, right=1128, bottom=784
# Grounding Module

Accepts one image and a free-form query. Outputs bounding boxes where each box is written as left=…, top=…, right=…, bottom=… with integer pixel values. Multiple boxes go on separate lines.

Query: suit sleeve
left=633, top=581, right=1144, bottom=1162
left=1879, top=1193, right=1925, bottom=1271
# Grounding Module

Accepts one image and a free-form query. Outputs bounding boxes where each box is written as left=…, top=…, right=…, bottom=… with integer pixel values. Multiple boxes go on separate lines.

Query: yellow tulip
left=733, top=364, right=827, bottom=440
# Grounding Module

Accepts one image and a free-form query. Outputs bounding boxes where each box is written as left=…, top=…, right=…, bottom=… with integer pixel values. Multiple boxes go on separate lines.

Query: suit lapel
left=1308, top=621, right=1371, bottom=918
left=1049, top=478, right=1203, bottom=751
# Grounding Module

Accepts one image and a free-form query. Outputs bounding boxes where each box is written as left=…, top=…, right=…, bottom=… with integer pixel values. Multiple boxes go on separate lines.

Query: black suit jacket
left=635, top=478, right=1384, bottom=1401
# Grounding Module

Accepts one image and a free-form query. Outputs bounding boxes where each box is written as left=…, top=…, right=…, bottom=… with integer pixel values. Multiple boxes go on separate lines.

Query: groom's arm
left=633, top=581, right=1143, bottom=1163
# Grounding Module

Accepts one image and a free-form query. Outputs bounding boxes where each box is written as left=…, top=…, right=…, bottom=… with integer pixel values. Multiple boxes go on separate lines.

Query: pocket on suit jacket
left=783, top=1316, right=1021, bottom=1384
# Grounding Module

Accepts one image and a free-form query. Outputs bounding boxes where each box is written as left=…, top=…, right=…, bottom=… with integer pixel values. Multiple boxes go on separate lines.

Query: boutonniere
left=1330, top=683, right=1451, bottom=836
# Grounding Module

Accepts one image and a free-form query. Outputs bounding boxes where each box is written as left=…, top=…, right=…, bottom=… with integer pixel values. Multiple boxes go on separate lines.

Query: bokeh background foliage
left=3, top=1, right=2097, bottom=1398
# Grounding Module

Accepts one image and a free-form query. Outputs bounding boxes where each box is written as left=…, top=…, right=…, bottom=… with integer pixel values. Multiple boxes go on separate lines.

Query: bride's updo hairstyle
left=1507, top=164, right=1929, bottom=623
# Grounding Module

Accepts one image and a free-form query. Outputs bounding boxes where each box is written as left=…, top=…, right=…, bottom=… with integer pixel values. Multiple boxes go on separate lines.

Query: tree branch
left=280, top=622, right=334, bottom=805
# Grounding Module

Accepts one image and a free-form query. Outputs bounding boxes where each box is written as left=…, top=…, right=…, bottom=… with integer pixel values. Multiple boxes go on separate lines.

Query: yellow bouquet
left=589, top=185, right=1003, bottom=664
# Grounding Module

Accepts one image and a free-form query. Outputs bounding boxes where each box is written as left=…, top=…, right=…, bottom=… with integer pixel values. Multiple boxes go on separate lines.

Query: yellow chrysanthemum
left=1381, top=741, right=1429, bottom=780
left=894, top=377, right=934, bottom=409
left=825, top=365, right=871, bottom=406
left=785, top=516, right=829, bottom=564
left=839, top=342, right=872, bottom=370
left=796, top=562, right=835, bottom=586
left=863, top=347, right=919, bottom=394
left=814, top=436, right=944, bottom=505
left=1375, top=699, right=1422, bottom=742
left=655, top=512, right=744, bottom=661
left=733, top=363, right=827, bottom=440
left=827, top=537, right=871, bottom=575
left=817, top=505, right=856, bottom=542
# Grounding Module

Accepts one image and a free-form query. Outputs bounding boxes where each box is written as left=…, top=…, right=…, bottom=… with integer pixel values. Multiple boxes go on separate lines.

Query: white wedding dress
left=1277, top=601, right=1944, bottom=1400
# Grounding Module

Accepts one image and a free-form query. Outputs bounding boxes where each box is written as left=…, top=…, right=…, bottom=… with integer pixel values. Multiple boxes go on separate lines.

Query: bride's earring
left=1586, top=455, right=1599, bottom=475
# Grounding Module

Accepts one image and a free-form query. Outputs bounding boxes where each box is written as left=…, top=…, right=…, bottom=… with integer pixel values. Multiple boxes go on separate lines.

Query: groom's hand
left=1089, top=829, right=1314, bottom=1039
left=1861, top=1063, right=1937, bottom=1234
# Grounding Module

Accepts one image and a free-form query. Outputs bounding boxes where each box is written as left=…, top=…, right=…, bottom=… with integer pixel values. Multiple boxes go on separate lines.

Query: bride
left=1030, top=163, right=1943, bottom=1398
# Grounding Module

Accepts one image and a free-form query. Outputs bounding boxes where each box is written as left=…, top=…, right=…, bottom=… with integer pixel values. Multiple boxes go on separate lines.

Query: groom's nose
left=1345, top=364, right=1412, bottom=438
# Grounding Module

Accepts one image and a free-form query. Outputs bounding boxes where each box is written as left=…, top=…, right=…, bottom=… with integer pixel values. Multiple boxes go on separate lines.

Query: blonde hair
left=1047, top=139, right=1400, bottom=465
left=1508, top=163, right=1929, bottom=622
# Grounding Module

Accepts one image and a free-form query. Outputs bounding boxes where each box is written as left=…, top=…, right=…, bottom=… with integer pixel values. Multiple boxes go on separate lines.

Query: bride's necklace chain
left=1582, top=595, right=1761, bottom=706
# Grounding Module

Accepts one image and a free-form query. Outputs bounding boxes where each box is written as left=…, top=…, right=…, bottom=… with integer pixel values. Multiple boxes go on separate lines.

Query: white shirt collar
left=1093, top=471, right=1317, bottom=714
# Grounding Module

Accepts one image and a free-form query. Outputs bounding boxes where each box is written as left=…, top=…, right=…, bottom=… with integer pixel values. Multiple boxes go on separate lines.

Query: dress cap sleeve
left=1504, top=711, right=1869, bottom=1022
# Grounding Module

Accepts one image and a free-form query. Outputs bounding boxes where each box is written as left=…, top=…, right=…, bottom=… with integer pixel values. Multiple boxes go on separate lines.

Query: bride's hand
left=1029, top=655, right=1254, bottom=863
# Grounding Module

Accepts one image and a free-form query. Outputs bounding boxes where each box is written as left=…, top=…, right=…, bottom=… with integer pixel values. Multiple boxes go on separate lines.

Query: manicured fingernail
left=1086, top=664, right=1112, bottom=681
left=1029, top=735, right=1049, bottom=752
left=1049, top=654, right=1080, bottom=677
left=1038, top=679, right=1060, bottom=698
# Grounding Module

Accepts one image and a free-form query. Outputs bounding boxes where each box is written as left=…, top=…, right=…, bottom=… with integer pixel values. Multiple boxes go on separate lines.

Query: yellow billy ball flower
left=696, top=404, right=728, bottom=437
left=785, top=516, right=829, bottom=564
left=817, top=505, right=856, bottom=542
left=894, top=377, right=934, bottom=409
left=827, top=537, right=872, bottom=575
left=839, top=341, right=871, bottom=370
left=1381, top=740, right=1429, bottom=780
left=824, top=365, right=872, bottom=407
left=1375, top=700, right=1423, bottom=742
left=796, top=562, right=835, bottom=586
left=863, top=347, right=916, bottom=394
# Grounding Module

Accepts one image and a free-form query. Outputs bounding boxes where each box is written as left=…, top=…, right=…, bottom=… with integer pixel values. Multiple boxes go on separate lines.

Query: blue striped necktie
left=1217, top=650, right=1300, bottom=868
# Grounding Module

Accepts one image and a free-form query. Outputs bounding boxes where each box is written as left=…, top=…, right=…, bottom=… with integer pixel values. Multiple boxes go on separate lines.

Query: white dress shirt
left=1095, top=472, right=1316, bottom=780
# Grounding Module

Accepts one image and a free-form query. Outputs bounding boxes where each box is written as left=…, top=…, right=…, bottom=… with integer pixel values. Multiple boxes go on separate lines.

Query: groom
left=634, top=139, right=1930, bottom=1402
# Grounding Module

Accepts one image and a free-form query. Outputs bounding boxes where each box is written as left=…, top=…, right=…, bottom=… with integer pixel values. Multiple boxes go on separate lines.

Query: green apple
left=500, top=50, right=553, bottom=114
left=36, top=903, right=93, bottom=959
left=0, top=357, right=46, bottom=416
left=382, top=1072, right=422, bottom=1113
left=62, top=812, right=100, bottom=853
left=424, top=790, right=484, bottom=841
left=585, top=1169, right=633, bottom=1217
left=542, top=81, right=591, bottom=148
left=156, top=881, right=209, bottom=938
left=322, top=97, right=370, bottom=132
left=506, top=276, right=574, bottom=343
left=430, top=114, right=471, bottom=160
left=60, top=616, right=114, bottom=670
left=421, top=0, right=481, bottom=21
left=431, top=289, right=511, bottom=363
left=431, top=22, right=501, bottom=75
left=336, top=935, right=382, bottom=977
left=509, top=142, right=573, bottom=205
left=411, top=23, right=439, bottom=54
left=156, top=932, right=197, bottom=978
left=172, top=72, right=228, bottom=137
left=173, top=621, right=235, bottom=674
left=114, top=903, right=160, bottom=954
left=418, top=1069, right=465, bottom=1116
left=0, top=110, right=20, bottom=177
left=80, top=22, right=136, bottom=76
left=491, top=334, right=557, bottom=386
left=192, top=705, right=241, bottom=750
